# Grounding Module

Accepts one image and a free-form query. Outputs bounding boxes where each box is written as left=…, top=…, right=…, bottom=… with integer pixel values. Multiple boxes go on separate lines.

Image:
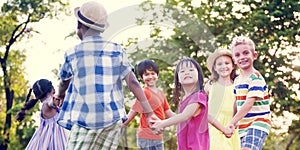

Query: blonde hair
left=230, top=35, right=255, bottom=52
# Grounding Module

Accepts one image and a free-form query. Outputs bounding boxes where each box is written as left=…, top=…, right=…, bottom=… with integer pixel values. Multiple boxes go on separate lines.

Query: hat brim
left=74, top=7, right=106, bottom=32
left=207, top=49, right=232, bottom=73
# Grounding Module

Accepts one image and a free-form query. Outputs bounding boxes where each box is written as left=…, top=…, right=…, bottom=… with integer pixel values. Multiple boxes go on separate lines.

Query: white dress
left=25, top=108, right=67, bottom=150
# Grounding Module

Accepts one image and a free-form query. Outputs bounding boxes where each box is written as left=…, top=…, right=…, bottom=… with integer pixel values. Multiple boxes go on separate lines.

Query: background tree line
left=123, top=0, right=300, bottom=150
left=0, top=0, right=299, bottom=150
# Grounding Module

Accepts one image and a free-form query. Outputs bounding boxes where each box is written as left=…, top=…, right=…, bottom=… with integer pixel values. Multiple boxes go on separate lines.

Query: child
left=122, top=60, right=174, bottom=150
left=16, top=79, right=67, bottom=150
left=205, top=48, right=240, bottom=149
left=228, top=35, right=271, bottom=150
left=152, top=57, right=209, bottom=150
left=56, top=1, right=159, bottom=149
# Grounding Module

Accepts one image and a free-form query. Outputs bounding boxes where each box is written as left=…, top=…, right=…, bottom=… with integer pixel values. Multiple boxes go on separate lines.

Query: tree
left=0, top=49, right=31, bottom=150
left=0, top=1, right=69, bottom=149
left=127, top=0, right=299, bottom=149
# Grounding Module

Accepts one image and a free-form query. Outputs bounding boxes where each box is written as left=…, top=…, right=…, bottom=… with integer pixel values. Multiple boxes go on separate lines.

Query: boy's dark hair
left=137, top=60, right=159, bottom=79
left=15, top=79, right=53, bottom=122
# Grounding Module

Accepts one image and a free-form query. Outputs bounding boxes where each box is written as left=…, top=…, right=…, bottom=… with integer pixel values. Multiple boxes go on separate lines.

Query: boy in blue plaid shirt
left=56, top=1, right=159, bottom=150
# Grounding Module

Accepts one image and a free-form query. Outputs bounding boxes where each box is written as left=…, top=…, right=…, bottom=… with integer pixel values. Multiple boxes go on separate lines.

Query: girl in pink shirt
left=152, top=58, right=209, bottom=150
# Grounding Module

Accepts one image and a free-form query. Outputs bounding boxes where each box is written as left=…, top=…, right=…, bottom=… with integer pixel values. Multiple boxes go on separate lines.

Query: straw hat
left=206, top=48, right=232, bottom=73
left=74, top=1, right=108, bottom=32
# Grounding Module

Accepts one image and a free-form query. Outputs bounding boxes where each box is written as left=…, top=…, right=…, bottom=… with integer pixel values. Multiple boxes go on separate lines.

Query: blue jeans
left=137, top=138, right=164, bottom=150
left=240, top=128, right=268, bottom=150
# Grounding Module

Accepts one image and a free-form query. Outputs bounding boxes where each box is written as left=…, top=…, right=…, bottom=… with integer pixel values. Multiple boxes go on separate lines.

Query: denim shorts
left=137, top=138, right=164, bottom=150
left=240, top=128, right=268, bottom=150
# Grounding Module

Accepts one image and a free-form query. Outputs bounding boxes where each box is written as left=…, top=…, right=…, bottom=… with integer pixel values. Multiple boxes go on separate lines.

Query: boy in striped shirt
left=228, top=35, right=271, bottom=150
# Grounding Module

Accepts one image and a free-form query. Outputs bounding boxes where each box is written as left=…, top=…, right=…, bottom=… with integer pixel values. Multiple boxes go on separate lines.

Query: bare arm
left=204, top=81, right=211, bottom=95
left=57, top=78, right=71, bottom=99
left=153, top=103, right=201, bottom=130
left=233, top=98, right=237, bottom=117
left=208, top=114, right=232, bottom=137
left=164, top=109, right=175, bottom=118
left=122, top=110, right=138, bottom=127
left=229, top=97, right=256, bottom=126
left=125, top=72, right=153, bottom=114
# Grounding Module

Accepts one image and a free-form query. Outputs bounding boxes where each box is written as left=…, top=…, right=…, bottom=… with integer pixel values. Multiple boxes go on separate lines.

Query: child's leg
left=240, top=128, right=268, bottom=150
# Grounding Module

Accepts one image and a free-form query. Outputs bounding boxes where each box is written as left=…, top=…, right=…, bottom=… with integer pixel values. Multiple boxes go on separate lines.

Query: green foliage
left=0, top=15, right=18, bottom=46
left=0, top=0, right=69, bottom=149
left=0, top=0, right=70, bottom=45
left=0, top=49, right=30, bottom=149
left=125, top=0, right=300, bottom=149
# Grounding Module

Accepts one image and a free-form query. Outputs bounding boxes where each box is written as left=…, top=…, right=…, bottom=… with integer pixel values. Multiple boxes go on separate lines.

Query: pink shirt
left=177, top=91, right=209, bottom=150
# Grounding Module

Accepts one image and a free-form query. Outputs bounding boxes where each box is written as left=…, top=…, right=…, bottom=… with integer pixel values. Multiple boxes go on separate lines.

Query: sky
left=19, top=0, right=163, bottom=87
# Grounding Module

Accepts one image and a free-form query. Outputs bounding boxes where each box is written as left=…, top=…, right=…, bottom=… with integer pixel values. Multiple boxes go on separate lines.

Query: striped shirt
left=234, top=71, right=271, bottom=137
left=57, top=36, right=133, bottom=130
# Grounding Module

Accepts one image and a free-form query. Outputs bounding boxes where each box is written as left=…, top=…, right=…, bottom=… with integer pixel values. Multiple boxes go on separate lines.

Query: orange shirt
left=132, top=87, right=171, bottom=140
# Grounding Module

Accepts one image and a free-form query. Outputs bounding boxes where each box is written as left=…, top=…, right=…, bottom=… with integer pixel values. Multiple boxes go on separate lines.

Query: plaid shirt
left=57, top=36, right=133, bottom=130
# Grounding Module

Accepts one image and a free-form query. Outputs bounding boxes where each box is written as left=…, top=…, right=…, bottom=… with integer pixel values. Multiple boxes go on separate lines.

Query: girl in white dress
left=16, top=79, right=67, bottom=150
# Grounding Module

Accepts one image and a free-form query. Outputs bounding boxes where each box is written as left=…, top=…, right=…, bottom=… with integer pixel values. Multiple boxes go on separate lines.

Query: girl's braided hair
left=16, top=79, right=53, bottom=122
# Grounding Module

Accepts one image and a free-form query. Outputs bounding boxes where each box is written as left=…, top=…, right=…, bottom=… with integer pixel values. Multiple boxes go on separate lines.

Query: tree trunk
left=0, top=61, right=14, bottom=150
left=286, top=133, right=297, bottom=150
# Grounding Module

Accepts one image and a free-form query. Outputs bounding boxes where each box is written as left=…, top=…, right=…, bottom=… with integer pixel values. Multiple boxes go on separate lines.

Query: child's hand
left=223, top=126, right=233, bottom=138
left=121, top=123, right=127, bottom=128
left=146, top=113, right=161, bottom=128
left=223, top=123, right=236, bottom=138
left=121, top=117, right=128, bottom=129
left=53, top=95, right=63, bottom=108
left=228, top=123, right=236, bottom=132
left=151, top=120, right=164, bottom=135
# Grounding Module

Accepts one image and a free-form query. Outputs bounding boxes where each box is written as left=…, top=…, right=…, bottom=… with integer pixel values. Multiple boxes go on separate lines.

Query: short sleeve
left=59, top=53, right=73, bottom=81
left=189, top=91, right=208, bottom=108
left=247, top=74, right=266, bottom=100
left=119, top=49, right=134, bottom=79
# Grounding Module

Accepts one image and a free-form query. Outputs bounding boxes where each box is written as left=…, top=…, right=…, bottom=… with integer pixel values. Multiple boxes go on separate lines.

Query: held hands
left=223, top=123, right=236, bottom=138
left=121, top=119, right=128, bottom=128
left=146, top=112, right=160, bottom=127
left=222, top=126, right=234, bottom=138
left=52, top=95, right=63, bottom=108
left=145, top=113, right=164, bottom=135
left=150, top=120, right=165, bottom=135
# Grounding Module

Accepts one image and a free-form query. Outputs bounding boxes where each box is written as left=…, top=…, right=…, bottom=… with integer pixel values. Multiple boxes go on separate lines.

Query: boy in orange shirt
left=122, top=60, right=174, bottom=150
